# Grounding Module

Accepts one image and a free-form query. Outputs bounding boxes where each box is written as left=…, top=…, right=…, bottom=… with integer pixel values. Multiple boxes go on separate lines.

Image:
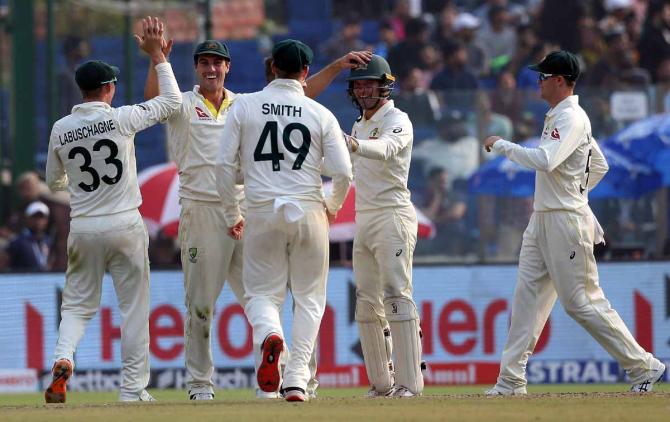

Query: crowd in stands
left=3, top=0, right=670, bottom=271
left=320, top=0, right=670, bottom=260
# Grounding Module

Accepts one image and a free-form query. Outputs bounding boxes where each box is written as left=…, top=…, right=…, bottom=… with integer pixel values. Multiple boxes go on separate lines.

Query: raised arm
left=304, top=51, right=372, bottom=98
left=116, top=17, right=181, bottom=135
left=144, top=37, right=173, bottom=100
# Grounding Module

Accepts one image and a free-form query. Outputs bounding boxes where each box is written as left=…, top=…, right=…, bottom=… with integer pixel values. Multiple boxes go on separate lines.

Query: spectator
left=473, top=93, right=513, bottom=146
left=416, top=167, right=468, bottom=256
left=430, top=40, right=479, bottom=98
left=490, top=68, right=524, bottom=124
left=495, top=196, right=534, bottom=261
left=58, top=36, right=90, bottom=118
left=654, top=57, right=670, bottom=111
left=8, top=171, right=70, bottom=271
left=637, top=0, right=670, bottom=83
left=412, top=111, right=480, bottom=183
left=537, top=0, right=587, bottom=52
left=507, top=21, right=538, bottom=76
left=432, top=2, right=458, bottom=51
left=578, top=17, right=605, bottom=74
left=388, top=0, right=413, bottom=41
left=586, top=25, right=651, bottom=89
left=394, top=67, right=441, bottom=127
left=473, top=0, right=526, bottom=29
left=372, top=19, right=397, bottom=59
left=600, top=0, right=635, bottom=33
left=6, top=202, right=51, bottom=271
left=452, top=12, right=486, bottom=77
left=418, top=43, right=444, bottom=86
left=387, top=17, right=431, bottom=77
left=0, top=229, right=10, bottom=272
left=321, top=13, right=367, bottom=62
left=476, top=4, right=517, bottom=73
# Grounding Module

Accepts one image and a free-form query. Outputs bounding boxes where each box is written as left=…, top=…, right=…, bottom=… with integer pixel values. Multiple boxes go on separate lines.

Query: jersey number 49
left=253, top=121, right=311, bottom=172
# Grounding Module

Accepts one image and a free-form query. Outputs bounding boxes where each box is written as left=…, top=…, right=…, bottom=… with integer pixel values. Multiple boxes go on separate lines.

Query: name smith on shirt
left=261, top=103, right=302, bottom=117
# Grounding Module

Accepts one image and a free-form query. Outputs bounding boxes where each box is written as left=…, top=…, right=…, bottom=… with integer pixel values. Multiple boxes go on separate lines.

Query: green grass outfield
left=1, top=385, right=668, bottom=422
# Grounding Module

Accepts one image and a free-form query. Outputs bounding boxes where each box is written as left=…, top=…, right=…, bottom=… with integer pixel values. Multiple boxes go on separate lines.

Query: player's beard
left=199, top=74, right=223, bottom=94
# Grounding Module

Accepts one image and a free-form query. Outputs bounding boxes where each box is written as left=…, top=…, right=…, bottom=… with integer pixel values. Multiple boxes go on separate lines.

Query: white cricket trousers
left=354, top=206, right=424, bottom=394
left=243, top=204, right=329, bottom=392
left=179, top=199, right=245, bottom=395
left=353, top=206, right=418, bottom=313
left=498, top=207, right=659, bottom=388
left=54, top=209, right=150, bottom=400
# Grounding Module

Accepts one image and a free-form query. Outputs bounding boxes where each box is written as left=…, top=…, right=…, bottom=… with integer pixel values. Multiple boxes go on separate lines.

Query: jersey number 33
left=69, top=138, right=123, bottom=192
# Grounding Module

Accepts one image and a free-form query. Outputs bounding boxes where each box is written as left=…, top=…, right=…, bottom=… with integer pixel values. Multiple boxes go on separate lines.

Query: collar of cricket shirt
left=193, top=86, right=237, bottom=118
left=546, top=95, right=578, bottom=118
left=364, top=100, right=395, bottom=123
left=265, top=78, right=305, bottom=94
left=72, top=101, right=111, bottom=112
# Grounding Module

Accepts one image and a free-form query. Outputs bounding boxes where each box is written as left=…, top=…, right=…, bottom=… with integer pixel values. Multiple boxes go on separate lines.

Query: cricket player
left=144, top=41, right=368, bottom=400
left=44, top=17, right=181, bottom=403
left=216, top=39, right=352, bottom=402
left=344, top=54, right=424, bottom=397
left=483, top=50, right=666, bottom=395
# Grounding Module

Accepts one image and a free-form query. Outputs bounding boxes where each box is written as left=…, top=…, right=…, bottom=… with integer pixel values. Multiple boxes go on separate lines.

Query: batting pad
left=385, top=297, right=424, bottom=394
left=356, top=301, right=394, bottom=393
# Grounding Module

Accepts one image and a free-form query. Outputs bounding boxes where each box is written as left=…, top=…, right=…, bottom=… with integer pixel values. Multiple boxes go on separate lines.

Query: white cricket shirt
left=493, top=95, right=609, bottom=212
left=167, top=86, right=243, bottom=203
left=350, top=100, right=414, bottom=212
left=216, top=78, right=352, bottom=227
left=46, top=62, right=182, bottom=217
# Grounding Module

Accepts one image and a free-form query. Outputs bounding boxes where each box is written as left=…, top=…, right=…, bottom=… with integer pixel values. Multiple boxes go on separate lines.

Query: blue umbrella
left=468, top=138, right=662, bottom=198
left=603, top=113, right=670, bottom=184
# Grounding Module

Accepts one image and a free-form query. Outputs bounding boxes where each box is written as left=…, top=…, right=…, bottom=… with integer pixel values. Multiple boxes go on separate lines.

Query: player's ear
left=301, top=66, right=310, bottom=86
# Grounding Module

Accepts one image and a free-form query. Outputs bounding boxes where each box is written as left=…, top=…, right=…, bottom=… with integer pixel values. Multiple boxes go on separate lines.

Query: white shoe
left=385, top=385, right=419, bottom=397
left=256, top=389, right=280, bottom=399
left=366, top=387, right=385, bottom=398
left=307, top=389, right=317, bottom=399
left=630, top=362, right=665, bottom=393
left=121, top=389, right=156, bottom=402
left=485, top=384, right=527, bottom=396
left=138, top=390, right=156, bottom=401
left=190, top=392, right=214, bottom=400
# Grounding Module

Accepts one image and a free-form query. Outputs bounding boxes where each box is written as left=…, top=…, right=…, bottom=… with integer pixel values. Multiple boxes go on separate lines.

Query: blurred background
left=1, top=0, right=670, bottom=393
left=1, top=0, right=670, bottom=270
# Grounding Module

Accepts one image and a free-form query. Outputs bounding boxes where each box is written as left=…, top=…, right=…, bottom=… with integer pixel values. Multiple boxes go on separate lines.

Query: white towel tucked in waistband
left=274, top=197, right=305, bottom=223
left=588, top=206, right=605, bottom=245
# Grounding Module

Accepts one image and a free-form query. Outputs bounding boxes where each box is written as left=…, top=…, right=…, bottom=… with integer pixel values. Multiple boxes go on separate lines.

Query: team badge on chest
left=369, top=127, right=380, bottom=139
left=194, top=106, right=211, bottom=121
